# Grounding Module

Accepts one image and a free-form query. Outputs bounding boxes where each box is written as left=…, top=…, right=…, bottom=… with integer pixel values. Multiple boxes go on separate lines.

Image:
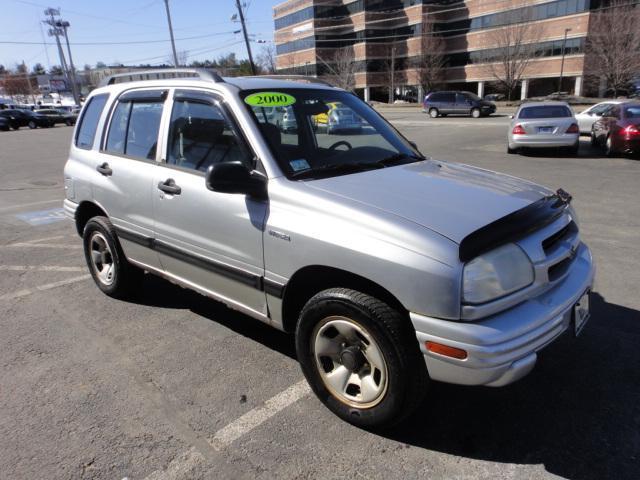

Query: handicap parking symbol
left=15, top=207, right=66, bottom=226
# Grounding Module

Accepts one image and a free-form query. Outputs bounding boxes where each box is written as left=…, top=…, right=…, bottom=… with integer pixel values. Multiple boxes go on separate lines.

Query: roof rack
left=245, top=75, right=334, bottom=87
left=100, top=68, right=224, bottom=87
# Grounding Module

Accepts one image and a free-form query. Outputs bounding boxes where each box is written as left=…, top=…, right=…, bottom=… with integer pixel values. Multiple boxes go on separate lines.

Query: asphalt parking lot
left=1, top=113, right=639, bottom=480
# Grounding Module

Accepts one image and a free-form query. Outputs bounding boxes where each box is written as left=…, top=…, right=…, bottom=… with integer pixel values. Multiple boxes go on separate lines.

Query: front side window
left=167, top=97, right=251, bottom=172
left=75, top=94, right=109, bottom=149
left=241, top=88, right=423, bottom=180
left=105, top=97, right=163, bottom=160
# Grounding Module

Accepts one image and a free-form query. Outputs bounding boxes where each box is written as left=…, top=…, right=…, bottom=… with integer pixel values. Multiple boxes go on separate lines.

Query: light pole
left=558, top=28, right=571, bottom=93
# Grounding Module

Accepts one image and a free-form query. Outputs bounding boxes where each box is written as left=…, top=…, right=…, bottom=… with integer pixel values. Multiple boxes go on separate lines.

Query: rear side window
left=518, top=106, right=572, bottom=119
left=428, top=93, right=443, bottom=102
left=105, top=96, right=164, bottom=160
left=75, top=94, right=108, bottom=149
left=623, top=106, right=640, bottom=118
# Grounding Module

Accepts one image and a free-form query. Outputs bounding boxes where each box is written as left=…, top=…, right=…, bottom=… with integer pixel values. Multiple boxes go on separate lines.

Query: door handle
left=96, top=162, right=112, bottom=176
left=157, top=178, right=181, bottom=195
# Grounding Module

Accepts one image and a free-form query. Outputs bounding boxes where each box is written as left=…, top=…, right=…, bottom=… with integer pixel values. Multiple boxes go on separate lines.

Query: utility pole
left=56, top=20, right=81, bottom=106
left=163, top=0, right=179, bottom=67
left=558, top=28, right=571, bottom=93
left=235, top=0, right=256, bottom=75
left=43, top=9, right=72, bottom=103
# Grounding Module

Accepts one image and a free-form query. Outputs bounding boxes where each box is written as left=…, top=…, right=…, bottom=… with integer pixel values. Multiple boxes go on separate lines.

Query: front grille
left=542, top=221, right=576, bottom=253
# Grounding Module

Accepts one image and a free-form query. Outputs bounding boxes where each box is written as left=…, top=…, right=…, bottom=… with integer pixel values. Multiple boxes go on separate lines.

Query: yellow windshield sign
left=244, top=92, right=296, bottom=107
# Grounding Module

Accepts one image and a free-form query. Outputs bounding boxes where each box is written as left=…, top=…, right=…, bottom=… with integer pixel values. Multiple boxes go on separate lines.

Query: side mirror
left=205, top=161, right=267, bottom=199
left=509, top=114, right=514, bottom=120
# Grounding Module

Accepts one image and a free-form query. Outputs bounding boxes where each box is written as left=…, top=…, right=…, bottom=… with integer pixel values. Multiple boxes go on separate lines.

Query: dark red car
left=591, top=101, right=640, bottom=157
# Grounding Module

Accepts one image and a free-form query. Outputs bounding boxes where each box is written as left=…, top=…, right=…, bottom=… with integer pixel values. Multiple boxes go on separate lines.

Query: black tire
left=568, top=142, right=579, bottom=155
left=604, top=135, right=616, bottom=157
left=429, top=108, right=439, bottom=118
left=82, top=216, right=143, bottom=299
left=65, top=119, right=73, bottom=126
left=590, top=131, right=598, bottom=147
left=295, top=288, right=428, bottom=429
left=28, top=120, right=37, bottom=129
left=12, top=124, right=20, bottom=130
left=507, top=146, right=518, bottom=154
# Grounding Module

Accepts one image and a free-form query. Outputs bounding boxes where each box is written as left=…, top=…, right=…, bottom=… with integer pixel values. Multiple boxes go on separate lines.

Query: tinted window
left=105, top=98, right=163, bottom=160
left=456, top=93, right=470, bottom=104
left=167, top=98, right=250, bottom=172
left=75, top=94, right=108, bottom=149
left=518, top=106, right=572, bottom=118
left=428, top=93, right=443, bottom=102
left=442, top=93, right=456, bottom=103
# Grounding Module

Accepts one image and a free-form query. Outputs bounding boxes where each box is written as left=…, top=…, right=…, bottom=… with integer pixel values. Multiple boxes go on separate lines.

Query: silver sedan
left=508, top=101, right=580, bottom=155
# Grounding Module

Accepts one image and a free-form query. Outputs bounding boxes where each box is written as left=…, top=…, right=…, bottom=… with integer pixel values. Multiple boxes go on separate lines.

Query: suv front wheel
left=295, top=288, right=428, bottom=428
left=471, top=107, right=481, bottom=118
left=83, top=216, right=143, bottom=299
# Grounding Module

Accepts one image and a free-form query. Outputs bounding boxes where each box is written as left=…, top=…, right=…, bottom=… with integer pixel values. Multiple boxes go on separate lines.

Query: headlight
left=463, top=243, right=534, bottom=304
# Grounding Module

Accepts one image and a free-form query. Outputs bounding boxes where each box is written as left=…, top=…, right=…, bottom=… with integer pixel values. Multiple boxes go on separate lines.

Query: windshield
left=518, top=105, right=573, bottom=119
left=241, top=88, right=423, bottom=180
left=464, top=92, right=481, bottom=101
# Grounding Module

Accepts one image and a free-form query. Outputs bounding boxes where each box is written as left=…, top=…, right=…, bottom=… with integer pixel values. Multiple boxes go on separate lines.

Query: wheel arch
left=280, top=265, right=407, bottom=333
left=74, top=201, right=108, bottom=236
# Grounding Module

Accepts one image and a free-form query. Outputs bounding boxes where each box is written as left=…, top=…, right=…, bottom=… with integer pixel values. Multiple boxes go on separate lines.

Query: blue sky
left=1, top=0, right=276, bottom=70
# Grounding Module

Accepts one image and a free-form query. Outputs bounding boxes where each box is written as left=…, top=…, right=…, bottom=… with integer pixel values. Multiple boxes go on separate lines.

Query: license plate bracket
left=538, top=126, right=554, bottom=134
left=573, top=290, right=591, bottom=337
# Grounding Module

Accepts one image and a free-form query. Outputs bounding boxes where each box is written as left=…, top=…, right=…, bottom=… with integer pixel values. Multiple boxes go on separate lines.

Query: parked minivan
left=64, top=69, right=594, bottom=428
left=423, top=91, right=496, bottom=118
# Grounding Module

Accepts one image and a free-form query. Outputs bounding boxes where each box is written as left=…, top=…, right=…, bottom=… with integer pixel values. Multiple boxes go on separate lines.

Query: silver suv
left=64, top=69, right=594, bottom=428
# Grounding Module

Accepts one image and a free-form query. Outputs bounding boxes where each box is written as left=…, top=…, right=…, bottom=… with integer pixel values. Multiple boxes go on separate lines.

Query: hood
left=306, top=160, right=552, bottom=244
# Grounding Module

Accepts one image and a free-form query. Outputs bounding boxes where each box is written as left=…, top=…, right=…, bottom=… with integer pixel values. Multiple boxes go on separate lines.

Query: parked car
left=574, top=101, right=624, bottom=135
left=34, top=108, right=77, bottom=126
left=0, top=116, right=10, bottom=131
left=508, top=102, right=580, bottom=154
left=423, top=91, right=496, bottom=118
left=64, top=69, right=594, bottom=428
left=484, top=93, right=505, bottom=101
left=0, top=109, right=54, bottom=129
left=279, top=106, right=297, bottom=133
left=590, top=101, right=640, bottom=157
left=327, top=107, right=362, bottom=134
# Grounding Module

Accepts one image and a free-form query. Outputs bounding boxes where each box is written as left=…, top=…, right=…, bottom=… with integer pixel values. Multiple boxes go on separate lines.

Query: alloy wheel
left=88, top=232, right=115, bottom=286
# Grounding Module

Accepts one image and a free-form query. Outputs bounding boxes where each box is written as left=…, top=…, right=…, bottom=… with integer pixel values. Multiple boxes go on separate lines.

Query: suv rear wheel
left=82, top=216, right=143, bottom=299
left=28, top=120, right=37, bottom=129
left=428, top=108, right=439, bottom=118
left=471, top=107, right=481, bottom=118
left=295, top=288, right=428, bottom=428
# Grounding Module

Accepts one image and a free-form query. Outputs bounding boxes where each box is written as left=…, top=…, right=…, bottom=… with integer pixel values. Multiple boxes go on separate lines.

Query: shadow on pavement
left=384, top=292, right=640, bottom=480
left=128, top=274, right=639, bottom=479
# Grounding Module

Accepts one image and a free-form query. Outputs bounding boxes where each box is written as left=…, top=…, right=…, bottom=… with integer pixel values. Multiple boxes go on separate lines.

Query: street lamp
left=558, top=28, right=571, bottom=93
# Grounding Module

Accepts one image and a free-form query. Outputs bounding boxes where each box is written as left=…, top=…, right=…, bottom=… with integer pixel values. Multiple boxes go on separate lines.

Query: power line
left=0, top=31, right=238, bottom=46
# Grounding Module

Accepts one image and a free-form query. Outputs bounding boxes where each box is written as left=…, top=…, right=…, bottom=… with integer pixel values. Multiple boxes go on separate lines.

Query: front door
left=92, top=89, right=166, bottom=269
left=153, top=89, right=268, bottom=318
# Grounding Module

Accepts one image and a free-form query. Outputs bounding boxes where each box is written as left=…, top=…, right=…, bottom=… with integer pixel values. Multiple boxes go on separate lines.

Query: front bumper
left=63, top=198, right=78, bottom=221
left=510, top=133, right=578, bottom=148
left=411, top=243, right=594, bottom=387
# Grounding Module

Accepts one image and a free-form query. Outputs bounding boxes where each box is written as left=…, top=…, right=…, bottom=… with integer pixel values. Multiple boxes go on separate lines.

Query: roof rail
left=100, top=68, right=224, bottom=87
left=245, top=75, right=334, bottom=87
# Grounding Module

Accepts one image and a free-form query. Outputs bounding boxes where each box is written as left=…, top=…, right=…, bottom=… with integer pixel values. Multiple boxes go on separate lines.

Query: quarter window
left=75, top=93, right=108, bottom=149
left=105, top=97, right=163, bottom=160
left=167, top=98, right=250, bottom=172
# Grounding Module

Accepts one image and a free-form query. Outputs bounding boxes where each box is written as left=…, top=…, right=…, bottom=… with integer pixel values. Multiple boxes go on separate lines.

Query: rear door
left=455, top=93, right=472, bottom=115
left=92, top=89, right=166, bottom=269
left=441, top=93, right=457, bottom=114
left=152, top=89, right=268, bottom=318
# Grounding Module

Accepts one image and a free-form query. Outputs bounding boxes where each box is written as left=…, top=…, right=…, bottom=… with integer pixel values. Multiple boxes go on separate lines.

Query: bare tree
left=480, top=8, right=545, bottom=100
left=256, top=44, right=277, bottom=74
left=166, top=50, right=188, bottom=67
left=586, top=1, right=640, bottom=97
left=0, top=74, right=36, bottom=98
left=318, top=47, right=357, bottom=91
left=415, top=22, right=446, bottom=94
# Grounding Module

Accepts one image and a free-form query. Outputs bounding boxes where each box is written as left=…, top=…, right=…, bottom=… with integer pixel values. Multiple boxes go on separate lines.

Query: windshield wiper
left=374, top=152, right=425, bottom=167
left=290, top=161, right=383, bottom=180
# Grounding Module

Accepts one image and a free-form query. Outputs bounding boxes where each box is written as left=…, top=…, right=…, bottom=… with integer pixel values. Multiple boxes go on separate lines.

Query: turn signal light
left=566, top=123, right=580, bottom=134
left=512, top=124, right=526, bottom=135
left=426, top=341, right=468, bottom=360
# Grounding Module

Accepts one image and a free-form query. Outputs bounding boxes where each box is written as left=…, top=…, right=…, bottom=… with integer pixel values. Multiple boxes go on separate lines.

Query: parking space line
left=19, top=235, right=66, bottom=244
left=142, top=447, right=205, bottom=480
left=0, top=199, right=61, bottom=213
left=208, top=380, right=311, bottom=450
left=5, top=243, right=82, bottom=249
left=0, top=265, right=85, bottom=272
left=0, top=274, right=90, bottom=301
